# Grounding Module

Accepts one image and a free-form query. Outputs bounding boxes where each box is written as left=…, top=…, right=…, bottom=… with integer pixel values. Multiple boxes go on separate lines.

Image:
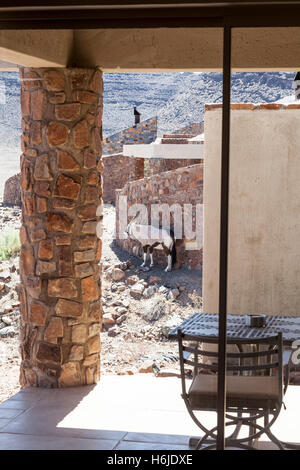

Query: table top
left=168, top=313, right=300, bottom=346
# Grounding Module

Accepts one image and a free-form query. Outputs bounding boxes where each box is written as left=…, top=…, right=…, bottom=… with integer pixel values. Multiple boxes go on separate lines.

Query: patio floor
left=0, top=374, right=299, bottom=450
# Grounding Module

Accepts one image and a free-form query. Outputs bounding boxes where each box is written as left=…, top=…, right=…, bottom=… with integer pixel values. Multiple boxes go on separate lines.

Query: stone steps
left=162, top=134, right=193, bottom=139
left=161, top=138, right=189, bottom=144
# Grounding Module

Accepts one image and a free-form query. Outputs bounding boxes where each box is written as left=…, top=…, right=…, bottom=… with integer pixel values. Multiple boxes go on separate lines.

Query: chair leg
left=229, top=411, right=243, bottom=440
left=189, top=436, right=201, bottom=448
left=248, top=411, right=257, bottom=447
left=263, top=413, right=285, bottom=450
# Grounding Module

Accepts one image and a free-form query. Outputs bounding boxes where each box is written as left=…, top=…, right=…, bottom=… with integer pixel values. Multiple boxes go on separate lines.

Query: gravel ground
left=0, top=202, right=203, bottom=403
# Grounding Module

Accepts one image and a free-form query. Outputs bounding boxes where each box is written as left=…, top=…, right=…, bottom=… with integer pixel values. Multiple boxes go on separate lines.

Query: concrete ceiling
left=0, top=27, right=299, bottom=72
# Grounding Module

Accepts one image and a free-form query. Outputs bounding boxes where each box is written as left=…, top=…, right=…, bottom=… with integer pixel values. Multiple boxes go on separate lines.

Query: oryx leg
left=162, top=244, right=172, bottom=272
left=141, top=245, right=149, bottom=267
left=149, top=243, right=159, bottom=268
left=149, top=253, right=154, bottom=267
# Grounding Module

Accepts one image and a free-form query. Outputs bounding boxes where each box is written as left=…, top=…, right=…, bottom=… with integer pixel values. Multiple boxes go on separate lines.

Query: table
left=168, top=312, right=300, bottom=346
left=168, top=312, right=300, bottom=450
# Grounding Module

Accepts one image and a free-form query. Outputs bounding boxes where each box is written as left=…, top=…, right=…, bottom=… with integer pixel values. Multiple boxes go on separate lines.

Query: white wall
left=203, top=106, right=300, bottom=317
left=123, top=143, right=204, bottom=159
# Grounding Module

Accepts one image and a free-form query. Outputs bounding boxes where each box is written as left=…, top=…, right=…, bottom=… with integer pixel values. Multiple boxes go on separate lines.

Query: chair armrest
left=183, top=351, right=192, bottom=360
left=283, top=349, right=293, bottom=395
left=283, top=349, right=293, bottom=367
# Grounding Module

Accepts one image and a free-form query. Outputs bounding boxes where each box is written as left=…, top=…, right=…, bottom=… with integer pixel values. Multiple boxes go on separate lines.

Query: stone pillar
left=18, top=67, right=103, bottom=388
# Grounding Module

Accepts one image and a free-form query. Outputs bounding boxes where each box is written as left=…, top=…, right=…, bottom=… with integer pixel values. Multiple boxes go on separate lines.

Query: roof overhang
left=1, top=2, right=300, bottom=29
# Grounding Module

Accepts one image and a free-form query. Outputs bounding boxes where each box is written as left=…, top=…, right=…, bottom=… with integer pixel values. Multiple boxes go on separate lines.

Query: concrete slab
left=0, top=375, right=299, bottom=450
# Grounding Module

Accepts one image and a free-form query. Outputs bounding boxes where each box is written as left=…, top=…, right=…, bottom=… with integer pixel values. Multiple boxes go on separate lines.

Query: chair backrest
left=177, top=330, right=283, bottom=402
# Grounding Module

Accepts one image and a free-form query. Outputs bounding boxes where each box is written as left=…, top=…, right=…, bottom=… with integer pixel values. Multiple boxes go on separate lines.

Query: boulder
left=148, top=275, right=162, bottom=285
left=130, top=283, right=145, bottom=298
left=139, top=361, right=154, bottom=374
left=143, top=297, right=169, bottom=322
left=1, top=315, right=12, bottom=325
left=111, top=268, right=125, bottom=282
left=3, top=173, right=21, bottom=206
left=114, top=261, right=131, bottom=271
left=143, top=286, right=158, bottom=298
left=102, top=313, right=115, bottom=327
left=108, top=326, right=120, bottom=337
left=158, top=286, right=168, bottom=295
left=0, top=326, right=16, bottom=337
left=0, top=272, right=11, bottom=282
left=126, top=275, right=139, bottom=285
left=168, top=288, right=180, bottom=300
left=116, top=307, right=127, bottom=315
left=116, top=313, right=127, bottom=325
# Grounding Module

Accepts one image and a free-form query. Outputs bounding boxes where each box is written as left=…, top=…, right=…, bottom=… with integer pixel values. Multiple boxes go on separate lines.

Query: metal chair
left=178, top=330, right=289, bottom=450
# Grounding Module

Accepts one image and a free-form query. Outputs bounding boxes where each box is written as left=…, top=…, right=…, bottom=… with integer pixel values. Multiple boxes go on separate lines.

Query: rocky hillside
left=0, top=70, right=295, bottom=140
left=103, top=71, right=295, bottom=135
left=0, top=70, right=296, bottom=192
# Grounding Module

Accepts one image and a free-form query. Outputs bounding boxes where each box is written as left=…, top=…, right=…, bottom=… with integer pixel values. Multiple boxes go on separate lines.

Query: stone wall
left=3, top=173, right=21, bottom=206
left=146, top=157, right=203, bottom=177
left=18, top=67, right=103, bottom=388
left=146, top=128, right=203, bottom=176
left=172, top=122, right=204, bottom=136
left=102, top=117, right=157, bottom=155
left=116, top=163, right=203, bottom=270
left=102, top=153, right=144, bottom=204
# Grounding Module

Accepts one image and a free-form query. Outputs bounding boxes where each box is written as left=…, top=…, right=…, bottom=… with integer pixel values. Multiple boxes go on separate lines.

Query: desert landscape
left=0, top=198, right=203, bottom=402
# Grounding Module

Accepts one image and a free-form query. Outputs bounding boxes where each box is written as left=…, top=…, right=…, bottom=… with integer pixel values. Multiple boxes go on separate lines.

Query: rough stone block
left=69, top=345, right=84, bottom=361
left=34, top=154, right=52, bottom=181
left=81, top=276, right=99, bottom=302
left=83, top=353, right=99, bottom=367
left=71, top=324, right=87, bottom=343
left=36, top=260, right=56, bottom=275
left=74, top=263, right=94, bottom=279
left=76, top=235, right=96, bottom=250
left=78, top=204, right=97, bottom=221
left=55, top=103, right=81, bottom=121
left=55, top=299, right=82, bottom=317
left=82, top=221, right=97, bottom=234
left=54, top=174, right=81, bottom=200
left=38, top=240, right=54, bottom=260
left=43, top=70, right=65, bottom=91
left=29, top=301, right=48, bottom=325
left=73, top=120, right=89, bottom=149
left=46, top=213, right=73, bottom=233
left=20, top=246, right=35, bottom=276
left=31, top=89, right=46, bottom=120
left=46, top=121, right=69, bottom=146
left=83, top=149, right=96, bottom=169
left=75, top=90, right=98, bottom=104
left=57, top=150, right=79, bottom=171
left=36, top=197, right=47, bottom=213
left=58, top=362, right=81, bottom=387
left=48, top=278, right=78, bottom=299
left=36, top=342, right=62, bottom=364
left=87, top=335, right=101, bottom=355
left=74, top=250, right=95, bottom=263
left=55, top=235, right=71, bottom=246
left=44, top=317, right=64, bottom=344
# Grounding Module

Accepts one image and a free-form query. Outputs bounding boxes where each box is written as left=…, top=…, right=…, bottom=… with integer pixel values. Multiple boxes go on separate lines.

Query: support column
left=18, top=67, right=103, bottom=388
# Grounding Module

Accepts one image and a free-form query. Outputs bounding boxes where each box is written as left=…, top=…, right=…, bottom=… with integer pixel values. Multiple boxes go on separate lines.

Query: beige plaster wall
left=203, top=106, right=300, bottom=317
